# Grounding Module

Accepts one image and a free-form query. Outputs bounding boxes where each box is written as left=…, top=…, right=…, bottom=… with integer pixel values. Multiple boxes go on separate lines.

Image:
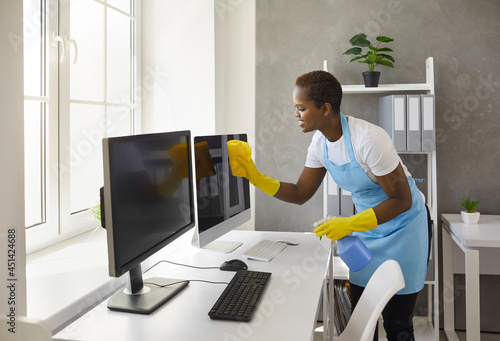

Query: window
left=23, top=0, right=140, bottom=252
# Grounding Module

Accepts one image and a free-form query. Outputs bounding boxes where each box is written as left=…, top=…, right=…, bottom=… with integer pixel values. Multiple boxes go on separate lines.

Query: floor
left=313, top=317, right=500, bottom=340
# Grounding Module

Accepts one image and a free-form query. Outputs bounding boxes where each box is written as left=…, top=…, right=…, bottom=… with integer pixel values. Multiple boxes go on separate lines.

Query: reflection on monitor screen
left=191, top=134, right=250, bottom=253
left=102, top=130, right=195, bottom=314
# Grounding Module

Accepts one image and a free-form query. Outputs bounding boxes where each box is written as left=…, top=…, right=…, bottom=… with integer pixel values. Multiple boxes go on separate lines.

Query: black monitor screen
left=104, top=131, right=195, bottom=277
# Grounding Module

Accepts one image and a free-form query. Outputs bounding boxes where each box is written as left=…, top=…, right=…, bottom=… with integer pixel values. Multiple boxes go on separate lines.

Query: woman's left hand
left=313, top=208, right=378, bottom=241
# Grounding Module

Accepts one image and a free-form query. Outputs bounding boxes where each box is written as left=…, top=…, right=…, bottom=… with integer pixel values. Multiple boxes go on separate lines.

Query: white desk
left=441, top=214, right=500, bottom=341
left=53, top=230, right=332, bottom=341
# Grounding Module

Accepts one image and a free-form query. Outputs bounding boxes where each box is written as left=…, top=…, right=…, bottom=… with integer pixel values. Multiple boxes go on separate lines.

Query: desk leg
left=321, top=241, right=334, bottom=341
left=443, top=224, right=481, bottom=341
left=323, top=279, right=328, bottom=341
left=442, top=226, right=458, bottom=340
left=465, top=248, right=480, bottom=340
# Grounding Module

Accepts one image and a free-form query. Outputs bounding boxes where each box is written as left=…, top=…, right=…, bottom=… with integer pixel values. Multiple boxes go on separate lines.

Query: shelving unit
left=323, top=57, right=439, bottom=340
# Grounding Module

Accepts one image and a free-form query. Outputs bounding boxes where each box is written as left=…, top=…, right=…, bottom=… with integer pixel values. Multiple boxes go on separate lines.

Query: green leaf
left=343, top=47, right=362, bottom=55
left=372, top=47, right=393, bottom=52
left=377, top=60, right=394, bottom=68
left=379, top=54, right=395, bottom=62
left=459, top=193, right=481, bottom=212
left=352, top=38, right=371, bottom=47
left=376, top=36, right=394, bottom=43
left=349, top=33, right=367, bottom=44
left=350, top=33, right=371, bottom=47
left=349, top=55, right=365, bottom=63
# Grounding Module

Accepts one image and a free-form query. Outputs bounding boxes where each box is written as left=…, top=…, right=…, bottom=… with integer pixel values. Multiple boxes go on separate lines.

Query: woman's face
left=293, top=86, right=326, bottom=133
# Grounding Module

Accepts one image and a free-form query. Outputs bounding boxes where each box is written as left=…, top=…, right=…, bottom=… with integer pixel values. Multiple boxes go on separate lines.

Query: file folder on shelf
left=421, top=94, right=436, bottom=151
left=378, top=95, right=406, bottom=151
left=406, top=95, right=421, bottom=151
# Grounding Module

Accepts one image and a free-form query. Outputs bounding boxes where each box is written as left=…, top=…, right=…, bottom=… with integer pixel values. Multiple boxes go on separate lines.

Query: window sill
left=26, top=227, right=125, bottom=334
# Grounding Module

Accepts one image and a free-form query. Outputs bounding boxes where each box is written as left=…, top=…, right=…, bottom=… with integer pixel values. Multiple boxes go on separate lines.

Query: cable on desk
left=144, top=279, right=229, bottom=288
left=144, top=259, right=220, bottom=274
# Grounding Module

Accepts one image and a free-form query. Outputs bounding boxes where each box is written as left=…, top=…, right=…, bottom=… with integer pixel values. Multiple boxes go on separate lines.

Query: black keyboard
left=208, top=270, right=271, bottom=322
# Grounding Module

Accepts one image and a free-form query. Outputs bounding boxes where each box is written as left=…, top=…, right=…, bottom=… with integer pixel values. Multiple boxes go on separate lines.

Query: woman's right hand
left=227, top=140, right=280, bottom=197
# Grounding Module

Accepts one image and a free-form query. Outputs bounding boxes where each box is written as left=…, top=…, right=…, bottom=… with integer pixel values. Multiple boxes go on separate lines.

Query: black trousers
left=349, top=205, right=432, bottom=341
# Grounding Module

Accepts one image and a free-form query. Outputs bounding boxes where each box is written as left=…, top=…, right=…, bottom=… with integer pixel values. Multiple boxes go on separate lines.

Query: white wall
left=215, top=0, right=256, bottom=145
left=141, top=0, right=216, bottom=137
left=142, top=0, right=256, bottom=229
left=0, top=1, right=27, bottom=316
left=215, top=1, right=256, bottom=230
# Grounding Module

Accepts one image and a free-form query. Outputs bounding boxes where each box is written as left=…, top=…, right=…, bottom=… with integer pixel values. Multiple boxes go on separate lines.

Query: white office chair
left=338, top=260, right=405, bottom=341
left=0, top=315, right=52, bottom=341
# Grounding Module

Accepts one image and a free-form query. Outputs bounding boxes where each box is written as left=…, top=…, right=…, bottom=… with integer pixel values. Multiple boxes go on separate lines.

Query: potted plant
left=459, top=194, right=482, bottom=224
left=343, top=33, right=395, bottom=87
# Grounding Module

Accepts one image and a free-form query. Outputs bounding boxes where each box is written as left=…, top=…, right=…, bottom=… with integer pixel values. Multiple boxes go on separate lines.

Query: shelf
left=325, top=57, right=438, bottom=340
left=398, top=150, right=435, bottom=155
left=342, top=83, right=432, bottom=94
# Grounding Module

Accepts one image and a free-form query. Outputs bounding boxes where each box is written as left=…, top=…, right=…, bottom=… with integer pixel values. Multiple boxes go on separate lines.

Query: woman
left=231, top=70, right=429, bottom=341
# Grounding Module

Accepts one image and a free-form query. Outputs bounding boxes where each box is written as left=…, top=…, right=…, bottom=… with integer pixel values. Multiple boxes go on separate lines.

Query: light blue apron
left=323, top=114, right=428, bottom=294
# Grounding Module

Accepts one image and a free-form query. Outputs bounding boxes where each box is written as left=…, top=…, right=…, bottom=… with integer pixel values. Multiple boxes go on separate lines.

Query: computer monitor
left=102, top=130, right=195, bottom=314
left=191, top=134, right=251, bottom=253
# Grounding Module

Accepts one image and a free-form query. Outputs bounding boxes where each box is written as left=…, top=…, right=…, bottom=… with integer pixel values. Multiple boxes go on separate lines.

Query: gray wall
left=255, top=0, right=500, bottom=332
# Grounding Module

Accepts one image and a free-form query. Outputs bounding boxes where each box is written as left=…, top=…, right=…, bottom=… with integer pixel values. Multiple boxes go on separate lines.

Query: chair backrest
left=0, top=315, right=52, bottom=341
left=338, top=260, right=405, bottom=341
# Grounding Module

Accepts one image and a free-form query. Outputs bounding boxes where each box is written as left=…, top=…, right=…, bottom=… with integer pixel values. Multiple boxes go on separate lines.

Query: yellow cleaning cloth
left=227, top=140, right=252, bottom=178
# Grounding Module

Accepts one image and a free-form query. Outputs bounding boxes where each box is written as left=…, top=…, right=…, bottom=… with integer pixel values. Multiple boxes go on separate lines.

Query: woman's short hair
left=295, top=71, right=342, bottom=114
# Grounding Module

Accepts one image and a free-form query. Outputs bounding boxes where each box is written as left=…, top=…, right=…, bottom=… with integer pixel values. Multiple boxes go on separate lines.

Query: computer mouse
left=220, top=259, right=248, bottom=271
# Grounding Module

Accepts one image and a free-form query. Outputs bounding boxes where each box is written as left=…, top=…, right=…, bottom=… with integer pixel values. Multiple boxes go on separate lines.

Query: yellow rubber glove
left=227, top=140, right=252, bottom=178
left=227, top=140, right=280, bottom=197
left=313, top=208, right=378, bottom=241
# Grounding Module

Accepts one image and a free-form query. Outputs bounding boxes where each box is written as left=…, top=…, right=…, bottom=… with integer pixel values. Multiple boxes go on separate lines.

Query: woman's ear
left=322, top=102, right=332, bottom=115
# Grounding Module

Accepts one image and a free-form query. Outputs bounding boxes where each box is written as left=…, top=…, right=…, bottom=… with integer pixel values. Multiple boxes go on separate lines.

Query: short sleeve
left=358, top=126, right=400, bottom=176
left=305, top=131, right=325, bottom=168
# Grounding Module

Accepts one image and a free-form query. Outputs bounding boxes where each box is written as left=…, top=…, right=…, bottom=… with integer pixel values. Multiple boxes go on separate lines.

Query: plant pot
left=362, top=71, right=381, bottom=87
left=461, top=211, right=480, bottom=224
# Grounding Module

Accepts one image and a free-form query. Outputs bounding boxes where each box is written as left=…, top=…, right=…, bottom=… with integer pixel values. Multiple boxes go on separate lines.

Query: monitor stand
left=191, top=230, right=243, bottom=253
left=107, top=264, right=189, bottom=315
left=202, top=240, right=242, bottom=253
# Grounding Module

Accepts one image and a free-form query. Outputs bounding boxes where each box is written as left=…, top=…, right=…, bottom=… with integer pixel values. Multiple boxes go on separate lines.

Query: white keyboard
left=242, top=240, right=288, bottom=262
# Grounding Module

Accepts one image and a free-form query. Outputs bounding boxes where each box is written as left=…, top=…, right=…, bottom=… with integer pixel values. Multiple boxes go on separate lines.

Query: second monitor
left=191, top=134, right=250, bottom=252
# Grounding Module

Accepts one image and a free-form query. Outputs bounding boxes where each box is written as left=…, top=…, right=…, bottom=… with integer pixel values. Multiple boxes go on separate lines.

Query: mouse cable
left=144, top=279, right=229, bottom=288
left=144, top=259, right=220, bottom=274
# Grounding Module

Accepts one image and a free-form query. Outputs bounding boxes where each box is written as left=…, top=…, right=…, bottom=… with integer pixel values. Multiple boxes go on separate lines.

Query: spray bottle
left=314, top=217, right=372, bottom=272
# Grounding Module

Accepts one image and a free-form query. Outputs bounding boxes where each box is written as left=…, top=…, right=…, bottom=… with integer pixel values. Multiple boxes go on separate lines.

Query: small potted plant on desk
left=343, top=33, right=395, bottom=87
left=459, top=193, right=482, bottom=224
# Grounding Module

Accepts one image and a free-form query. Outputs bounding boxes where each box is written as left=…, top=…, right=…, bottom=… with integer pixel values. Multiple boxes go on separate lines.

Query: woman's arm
left=273, top=166, right=327, bottom=205
left=372, top=163, right=413, bottom=224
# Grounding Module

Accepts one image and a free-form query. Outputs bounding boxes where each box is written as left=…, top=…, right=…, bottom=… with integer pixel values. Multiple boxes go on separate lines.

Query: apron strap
left=340, top=113, right=356, bottom=162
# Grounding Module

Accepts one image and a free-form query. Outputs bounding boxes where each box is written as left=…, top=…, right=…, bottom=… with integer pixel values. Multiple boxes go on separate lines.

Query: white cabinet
left=325, top=57, right=439, bottom=340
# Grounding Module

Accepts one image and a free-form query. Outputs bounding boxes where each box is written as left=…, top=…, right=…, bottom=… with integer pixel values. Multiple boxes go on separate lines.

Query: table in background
left=54, top=230, right=332, bottom=341
left=441, top=214, right=500, bottom=341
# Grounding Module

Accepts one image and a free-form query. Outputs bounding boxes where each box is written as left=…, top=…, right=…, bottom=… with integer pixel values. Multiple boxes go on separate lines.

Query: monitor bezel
left=103, top=130, right=196, bottom=278
left=191, top=133, right=251, bottom=252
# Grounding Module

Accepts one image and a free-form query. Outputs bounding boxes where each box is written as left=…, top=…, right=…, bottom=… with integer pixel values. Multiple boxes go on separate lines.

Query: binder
left=421, top=94, right=436, bottom=151
left=326, top=173, right=340, bottom=217
left=406, top=95, right=421, bottom=151
left=340, top=188, right=354, bottom=216
left=378, top=95, right=407, bottom=151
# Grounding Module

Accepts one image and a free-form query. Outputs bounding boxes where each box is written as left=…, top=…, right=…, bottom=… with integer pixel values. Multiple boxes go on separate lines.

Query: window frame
left=25, top=0, right=141, bottom=253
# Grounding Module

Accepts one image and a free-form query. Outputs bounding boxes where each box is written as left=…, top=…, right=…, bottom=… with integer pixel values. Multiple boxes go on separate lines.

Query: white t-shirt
left=305, top=115, right=411, bottom=183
